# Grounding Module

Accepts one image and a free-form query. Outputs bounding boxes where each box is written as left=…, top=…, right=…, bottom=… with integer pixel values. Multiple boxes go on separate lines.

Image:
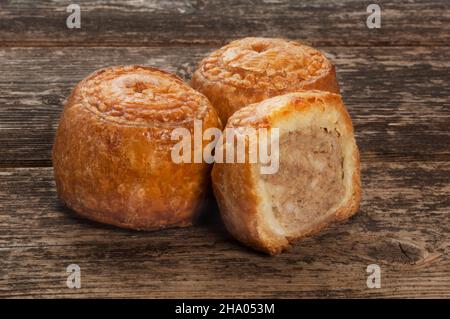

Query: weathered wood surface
left=0, top=0, right=449, bottom=298
left=0, top=0, right=449, bottom=47
left=0, top=162, right=449, bottom=298
left=0, top=46, right=449, bottom=167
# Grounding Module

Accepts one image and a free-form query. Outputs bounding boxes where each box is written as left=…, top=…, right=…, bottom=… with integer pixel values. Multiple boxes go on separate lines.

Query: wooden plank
left=0, top=0, right=448, bottom=301
left=0, top=161, right=449, bottom=298
left=0, top=0, right=449, bottom=47
left=0, top=46, right=449, bottom=167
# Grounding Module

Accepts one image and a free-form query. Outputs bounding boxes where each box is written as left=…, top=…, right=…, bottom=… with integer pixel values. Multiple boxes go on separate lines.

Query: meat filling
left=260, top=127, right=345, bottom=236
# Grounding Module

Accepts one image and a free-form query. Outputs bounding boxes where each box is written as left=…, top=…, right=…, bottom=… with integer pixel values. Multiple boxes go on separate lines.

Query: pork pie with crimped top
left=192, top=37, right=340, bottom=124
left=212, top=91, right=360, bottom=255
left=53, top=65, right=221, bottom=230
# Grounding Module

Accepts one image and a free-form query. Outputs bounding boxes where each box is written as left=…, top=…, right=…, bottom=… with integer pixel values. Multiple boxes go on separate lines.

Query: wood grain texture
left=1, top=0, right=449, bottom=299
left=0, top=162, right=449, bottom=298
left=0, top=0, right=449, bottom=47
left=0, top=46, right=449, bottom=167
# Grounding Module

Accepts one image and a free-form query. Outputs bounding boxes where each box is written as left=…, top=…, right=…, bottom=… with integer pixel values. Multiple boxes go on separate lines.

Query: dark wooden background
left=0, top=0, right=449, bottom=298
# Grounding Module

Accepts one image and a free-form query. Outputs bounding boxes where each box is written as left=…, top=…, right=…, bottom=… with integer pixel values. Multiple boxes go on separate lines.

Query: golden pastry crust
left=53, top=65, right=221, bottom=230
left=211, top=91, right=361, bottom=255
left=192, top=37, right=340, bottom=124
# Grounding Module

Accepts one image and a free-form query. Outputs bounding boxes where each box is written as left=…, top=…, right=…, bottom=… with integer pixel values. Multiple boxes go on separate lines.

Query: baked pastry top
left=192, top=37, right=340, bottom=123
left=212, top=91, right=360, bottom=254
left=53, top=65, right=221, bottom=230
left=79, top=65, right=212, bottom=127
